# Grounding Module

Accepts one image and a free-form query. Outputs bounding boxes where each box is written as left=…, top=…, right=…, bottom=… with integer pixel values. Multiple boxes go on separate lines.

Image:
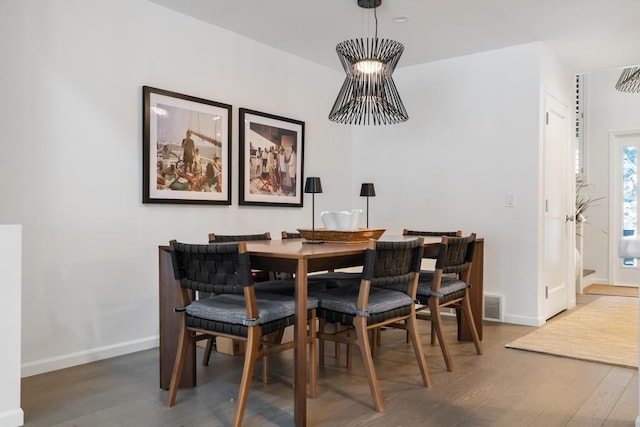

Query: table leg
left=294, top=259, right=308, bottom=426
left=159, top=247, right=196, bottom=389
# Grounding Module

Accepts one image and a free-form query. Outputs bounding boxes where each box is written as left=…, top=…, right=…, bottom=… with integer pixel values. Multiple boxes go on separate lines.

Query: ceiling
left=149, top=0, right=640, bottom=73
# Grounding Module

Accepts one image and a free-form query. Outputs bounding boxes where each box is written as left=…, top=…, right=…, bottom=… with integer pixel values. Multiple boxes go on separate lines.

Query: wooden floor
left=22, top=294, right=638, bottom=427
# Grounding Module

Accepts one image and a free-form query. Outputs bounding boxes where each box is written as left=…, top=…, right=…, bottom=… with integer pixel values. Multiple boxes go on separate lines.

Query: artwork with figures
left=239, top=108, right=304, bottom=207
left=143, top=86, right=232, bottom=205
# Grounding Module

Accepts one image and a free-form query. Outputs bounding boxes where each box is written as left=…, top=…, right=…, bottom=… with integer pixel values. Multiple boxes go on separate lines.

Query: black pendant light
left=615, top=66, right=640, bottom=93
left=328, top=0, right=408, bottom=125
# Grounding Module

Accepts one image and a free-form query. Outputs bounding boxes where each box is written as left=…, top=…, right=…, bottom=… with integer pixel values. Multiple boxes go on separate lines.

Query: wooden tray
left=297, top=228, right=386, bottom=243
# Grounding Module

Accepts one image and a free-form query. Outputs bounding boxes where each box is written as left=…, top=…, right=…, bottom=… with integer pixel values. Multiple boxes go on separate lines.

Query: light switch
left=505, top=193, right=514, bottom=207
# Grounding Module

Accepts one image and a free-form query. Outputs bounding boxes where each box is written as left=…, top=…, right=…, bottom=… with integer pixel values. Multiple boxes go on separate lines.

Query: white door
left=544, top=94, right=572, bottom=319
left=609, top=130, right=640, bottom=285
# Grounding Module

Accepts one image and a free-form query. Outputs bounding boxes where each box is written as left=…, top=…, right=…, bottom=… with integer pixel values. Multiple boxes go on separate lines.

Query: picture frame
left=239, top=108, right=304, bottom=207
left=143, top=86, right=232, bottom=205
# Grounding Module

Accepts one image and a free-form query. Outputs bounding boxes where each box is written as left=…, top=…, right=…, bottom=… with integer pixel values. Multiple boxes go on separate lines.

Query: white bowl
left=320, top=210, right=363, bottom=231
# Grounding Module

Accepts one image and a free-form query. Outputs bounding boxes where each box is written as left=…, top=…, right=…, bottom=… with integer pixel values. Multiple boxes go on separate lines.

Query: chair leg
left=346, top=331, right=353, bottom=370
left=308, top=311, right=318, bottom=398
left=233, top=328, right=261, bottom=427
left=274, top=329, right=285, bottom=344
left=261, top=331, right=281, bottom=384
left=262, top=343, right=269, bottom=384
left=431, top=321, right=436, bottom=346
left=370, top=329, right=377, bottom=357
left=319, top=318, right=326, bottom=367
left=334, top=322, right=341, bottom=362
left=354, top=317, right=384, bottom=412
left=429, top=298, right=455, bottom=371
left=202, top=338, right=214, bottom=366
left=461, top=294, right=483, bottom=355
left=167, top=320, right=190, bottom=407
left=405, top=313, right=431, bottom=388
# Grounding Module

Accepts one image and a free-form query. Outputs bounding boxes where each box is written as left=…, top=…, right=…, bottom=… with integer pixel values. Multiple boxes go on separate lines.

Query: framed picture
left=143, top=86, right=232, bottom=205
left=239, top=108, right=304, bottom=207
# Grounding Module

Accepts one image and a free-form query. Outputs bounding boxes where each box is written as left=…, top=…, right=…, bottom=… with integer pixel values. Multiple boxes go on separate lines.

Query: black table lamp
left=360, top=183, right=376, bottom=228
left=304, top=177, right=323, bottom=244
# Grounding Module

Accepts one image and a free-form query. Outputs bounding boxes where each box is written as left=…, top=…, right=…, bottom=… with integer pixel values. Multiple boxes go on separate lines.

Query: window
left=622, top=145, right=638, bottom=266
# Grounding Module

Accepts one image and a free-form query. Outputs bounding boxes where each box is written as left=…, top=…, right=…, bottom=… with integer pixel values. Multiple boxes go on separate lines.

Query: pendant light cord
left=361, top=3, right=379, bottom=40
left=374, top=5, right=378, bottom=39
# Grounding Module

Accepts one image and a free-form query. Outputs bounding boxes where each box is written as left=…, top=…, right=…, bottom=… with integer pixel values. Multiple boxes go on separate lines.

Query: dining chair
left=205, top=232, right=297, bottom=367
left=281, top=231, right=302, bottom=239
left=415, top=233, right=482, bottom=371
left=403, top=229, right=462, bottom=237
left=167, top=240, right=317, bottom=427
left=210, top=232, right=299, bottom=292
left=209, top=232, right=274, bottom=281
left=313, top=238, right=431, bottom=412
left=403, top=229, right=462, bottom=280
left=209, top=232, right=273, bottom=242
left=396, top=229, right=463, bottom=344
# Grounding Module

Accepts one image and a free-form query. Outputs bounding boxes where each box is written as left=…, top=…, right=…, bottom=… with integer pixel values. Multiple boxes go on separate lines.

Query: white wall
left=0, top=226, right=23, bottom=427
left=0, top=0, right=577, bottom=382
left=0, top=0, right=351, bottom=376
left=351, top=43, right=550, bottom=326
left=582, top=68, right=640, bottom=283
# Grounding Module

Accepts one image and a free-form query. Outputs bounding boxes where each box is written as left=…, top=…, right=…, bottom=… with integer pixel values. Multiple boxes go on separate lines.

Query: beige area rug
left=506, top=296, right=638, bottom=368
left=584, top=284, right=638, bottom=298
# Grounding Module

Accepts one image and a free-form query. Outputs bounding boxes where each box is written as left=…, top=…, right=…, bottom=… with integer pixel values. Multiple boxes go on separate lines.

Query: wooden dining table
left=158, top=235, right=484, bottom=426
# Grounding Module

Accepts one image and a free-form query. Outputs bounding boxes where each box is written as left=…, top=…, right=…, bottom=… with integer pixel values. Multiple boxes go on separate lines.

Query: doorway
left=579, top=67, right=640, bottom=289
left=609, top=130, right=640, bottom=286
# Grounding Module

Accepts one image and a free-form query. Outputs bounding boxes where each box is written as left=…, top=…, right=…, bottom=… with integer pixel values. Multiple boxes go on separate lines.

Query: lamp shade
left=360, top=183, right=376, bottom=197
left=328, top=0, right=407, bottom=126
left=328, top=38, right=408, bottom=125
left=615, top=66, right=640, bottom=93
left=304, top=177, right=323, bottom=194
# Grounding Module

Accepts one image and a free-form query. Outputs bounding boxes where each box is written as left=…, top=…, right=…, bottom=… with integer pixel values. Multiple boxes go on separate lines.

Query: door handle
left=565, top=215, right=575, bottom=222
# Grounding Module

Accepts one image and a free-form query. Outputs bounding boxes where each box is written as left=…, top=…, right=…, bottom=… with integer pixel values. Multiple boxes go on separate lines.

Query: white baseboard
left=21, top=336, right=158, bottom=378
left=502, top=313, right=544, bottom=327
left=0, top=408, right=24, bottom=427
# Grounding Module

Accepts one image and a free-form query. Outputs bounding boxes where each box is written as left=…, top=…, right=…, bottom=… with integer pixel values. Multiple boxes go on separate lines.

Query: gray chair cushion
left=317, top=286, right=412, bottom=317
left=186, top=292, right=318, bottom=326
left=381, top=277, right=469, bottom=299
left=417, top=277, right=469, bottom=298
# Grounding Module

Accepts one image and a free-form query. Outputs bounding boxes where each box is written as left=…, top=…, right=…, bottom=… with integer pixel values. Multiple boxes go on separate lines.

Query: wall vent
left=483, top=294, right=503, bottom=321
